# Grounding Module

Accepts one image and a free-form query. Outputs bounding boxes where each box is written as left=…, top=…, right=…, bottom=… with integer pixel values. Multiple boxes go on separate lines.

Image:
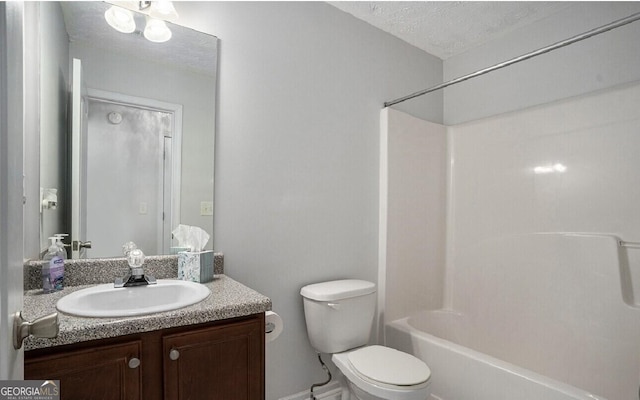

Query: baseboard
left=278, top=381, right=342, bottom=400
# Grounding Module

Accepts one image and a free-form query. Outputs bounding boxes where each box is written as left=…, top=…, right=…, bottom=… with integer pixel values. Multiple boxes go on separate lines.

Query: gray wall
left=443, top=2, right=640, bottom=125
left=175, top=2, right=442, bottom=399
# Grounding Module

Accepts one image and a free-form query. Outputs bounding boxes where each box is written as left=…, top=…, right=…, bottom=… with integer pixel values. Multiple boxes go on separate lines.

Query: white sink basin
left=56, top=279, right=211, bottom=318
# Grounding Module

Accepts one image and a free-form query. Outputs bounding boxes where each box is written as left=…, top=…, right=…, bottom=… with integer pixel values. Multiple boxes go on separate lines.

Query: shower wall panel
left=380, top=108, right=447, bottom=323
left=446, top=82, right=640, bottom=399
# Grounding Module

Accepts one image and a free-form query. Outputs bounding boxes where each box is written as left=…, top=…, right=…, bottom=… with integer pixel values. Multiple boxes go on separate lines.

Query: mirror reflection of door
left=86, top=99, right=173, bottom=258
left=70, top=59, right=181, bottom=259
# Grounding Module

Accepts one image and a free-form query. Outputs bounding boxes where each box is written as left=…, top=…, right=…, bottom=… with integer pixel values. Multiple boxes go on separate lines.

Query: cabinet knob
left=128, top=357, right=141, bottom=369
left=169, top=348, right=180, bottom=361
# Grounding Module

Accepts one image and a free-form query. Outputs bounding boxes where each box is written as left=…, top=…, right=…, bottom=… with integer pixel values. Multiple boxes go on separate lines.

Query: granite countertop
left=23, top=275, right=272, bottom=351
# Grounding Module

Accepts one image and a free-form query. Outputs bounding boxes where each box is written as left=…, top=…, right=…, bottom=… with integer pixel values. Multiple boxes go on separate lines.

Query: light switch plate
left=200, top=201, right=213, bottom=216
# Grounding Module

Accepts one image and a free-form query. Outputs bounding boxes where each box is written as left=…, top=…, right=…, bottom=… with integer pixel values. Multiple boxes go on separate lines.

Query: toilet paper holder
left=265, top=311, right=283, bottom=342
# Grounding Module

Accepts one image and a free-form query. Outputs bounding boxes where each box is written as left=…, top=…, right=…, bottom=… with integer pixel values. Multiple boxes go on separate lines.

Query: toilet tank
left=300, top=280, right=376, bottom=354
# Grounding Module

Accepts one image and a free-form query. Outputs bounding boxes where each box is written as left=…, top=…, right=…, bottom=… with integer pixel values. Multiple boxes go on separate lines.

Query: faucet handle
left=127, top=248, right=145, bottom=267
left=122, top=241, right=137, bottom=256
left=127, top=248, right=145, bottom=277
left=114, top=246, right=155, bottom=287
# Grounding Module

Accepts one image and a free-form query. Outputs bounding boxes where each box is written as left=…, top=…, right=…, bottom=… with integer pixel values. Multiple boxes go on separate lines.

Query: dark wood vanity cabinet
left=24, top=340, right=143, bottom=400
left=25, top=313, right=265, bottom=400
left=163, top=316, right=264, bottom=400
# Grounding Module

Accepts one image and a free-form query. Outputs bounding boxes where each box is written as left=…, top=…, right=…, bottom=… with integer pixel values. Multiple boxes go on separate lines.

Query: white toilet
left=301, top=280, right=431, bottom=400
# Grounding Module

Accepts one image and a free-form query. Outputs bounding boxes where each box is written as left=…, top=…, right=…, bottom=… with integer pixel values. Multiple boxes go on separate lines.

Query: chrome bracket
left=13, top=311, right=59, bottom=350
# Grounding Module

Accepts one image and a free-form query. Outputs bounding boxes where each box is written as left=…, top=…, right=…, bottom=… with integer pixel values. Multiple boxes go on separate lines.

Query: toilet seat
left=332, top=346, right=431, bottom=400
left=348, top=345, right=431, bottom=386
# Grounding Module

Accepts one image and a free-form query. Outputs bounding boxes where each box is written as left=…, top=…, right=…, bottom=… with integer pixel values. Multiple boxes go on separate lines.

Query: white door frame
left=70, top=58, right=87, bottom=259
left=0, top=1, right=25, bottom=379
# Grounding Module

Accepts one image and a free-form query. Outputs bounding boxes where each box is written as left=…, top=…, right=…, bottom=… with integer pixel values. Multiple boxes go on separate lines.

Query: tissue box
left=178, top=251, right=214, bottom=283
left=170, top=246, right=190, bottom=254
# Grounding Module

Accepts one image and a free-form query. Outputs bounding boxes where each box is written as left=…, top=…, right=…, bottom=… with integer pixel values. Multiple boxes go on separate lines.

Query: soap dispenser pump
left=53, top=233, right=68, bottom=259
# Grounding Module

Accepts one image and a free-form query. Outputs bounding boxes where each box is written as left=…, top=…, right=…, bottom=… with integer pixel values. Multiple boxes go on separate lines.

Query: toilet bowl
left=332, top=345, right=431, bottom=400
left=300, top=280, right=432, bottom=400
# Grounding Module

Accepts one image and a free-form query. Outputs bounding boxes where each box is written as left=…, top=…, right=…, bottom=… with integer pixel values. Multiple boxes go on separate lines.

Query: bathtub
left=385, top=310, right=606, bottom=400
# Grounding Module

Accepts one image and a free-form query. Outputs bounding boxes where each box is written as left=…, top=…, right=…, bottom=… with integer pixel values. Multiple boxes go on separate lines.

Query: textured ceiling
left=328, top=1, right=573, bottom=59
left=63, top=2, right=572, bottom=69
left=60, top=2, right=217, bottom=76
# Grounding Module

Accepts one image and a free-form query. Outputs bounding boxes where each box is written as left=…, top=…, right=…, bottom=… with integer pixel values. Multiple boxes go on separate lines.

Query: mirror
left=38, top=1, right=217, bottom=258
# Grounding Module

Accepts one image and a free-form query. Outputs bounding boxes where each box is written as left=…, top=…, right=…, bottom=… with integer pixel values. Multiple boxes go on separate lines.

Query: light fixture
left=150, top=1, right=179, bottom=21
left=144, top=17, right=172, bottom=43
left=104, top=5, right=136, bottom=33
left=104, top=1, right=177, bottom=43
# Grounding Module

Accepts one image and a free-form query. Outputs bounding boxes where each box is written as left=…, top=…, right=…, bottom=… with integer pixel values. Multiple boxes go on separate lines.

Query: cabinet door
left=163, top=315, right=264, bottom=400
left=25, top=341, right=142, bottom=400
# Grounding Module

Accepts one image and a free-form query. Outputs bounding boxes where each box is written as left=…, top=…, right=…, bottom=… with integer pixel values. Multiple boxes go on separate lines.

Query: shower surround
left=379, top=81, right=640, bottom=400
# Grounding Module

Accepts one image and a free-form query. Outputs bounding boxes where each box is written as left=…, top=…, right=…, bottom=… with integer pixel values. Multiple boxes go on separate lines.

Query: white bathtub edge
left=387, top=316, right=607, bottom=400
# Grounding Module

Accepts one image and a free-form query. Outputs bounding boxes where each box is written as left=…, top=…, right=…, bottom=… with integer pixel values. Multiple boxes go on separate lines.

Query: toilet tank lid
left=300, top=280, right=376, bottom=301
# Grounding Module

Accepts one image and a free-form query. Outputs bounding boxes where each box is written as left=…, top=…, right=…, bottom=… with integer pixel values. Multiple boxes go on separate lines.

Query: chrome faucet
left=114, top=244, right=156, bottom=288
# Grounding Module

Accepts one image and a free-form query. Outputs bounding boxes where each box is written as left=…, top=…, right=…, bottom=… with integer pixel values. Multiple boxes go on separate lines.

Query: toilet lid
left=347, top=345, right=431, bottom=386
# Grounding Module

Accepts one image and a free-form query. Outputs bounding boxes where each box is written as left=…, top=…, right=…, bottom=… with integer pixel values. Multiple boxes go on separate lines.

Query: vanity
left=22, top=256, right=271, bottom=400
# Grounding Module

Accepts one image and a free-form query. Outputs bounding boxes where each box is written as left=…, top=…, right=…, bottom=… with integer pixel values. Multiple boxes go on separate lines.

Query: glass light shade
left=104, top=6, right=136, bottom=33
left=144, top=18, right=172, bottom=43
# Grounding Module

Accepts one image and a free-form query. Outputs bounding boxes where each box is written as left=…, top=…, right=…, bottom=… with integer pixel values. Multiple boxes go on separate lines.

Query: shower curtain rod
left=384, top=11, right=640, bottom=108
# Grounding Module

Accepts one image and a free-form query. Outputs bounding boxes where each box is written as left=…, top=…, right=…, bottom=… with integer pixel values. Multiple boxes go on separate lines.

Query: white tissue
left=172, top=224, right=210, bottom=251
left=265, top=311, right=283, bottom=342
